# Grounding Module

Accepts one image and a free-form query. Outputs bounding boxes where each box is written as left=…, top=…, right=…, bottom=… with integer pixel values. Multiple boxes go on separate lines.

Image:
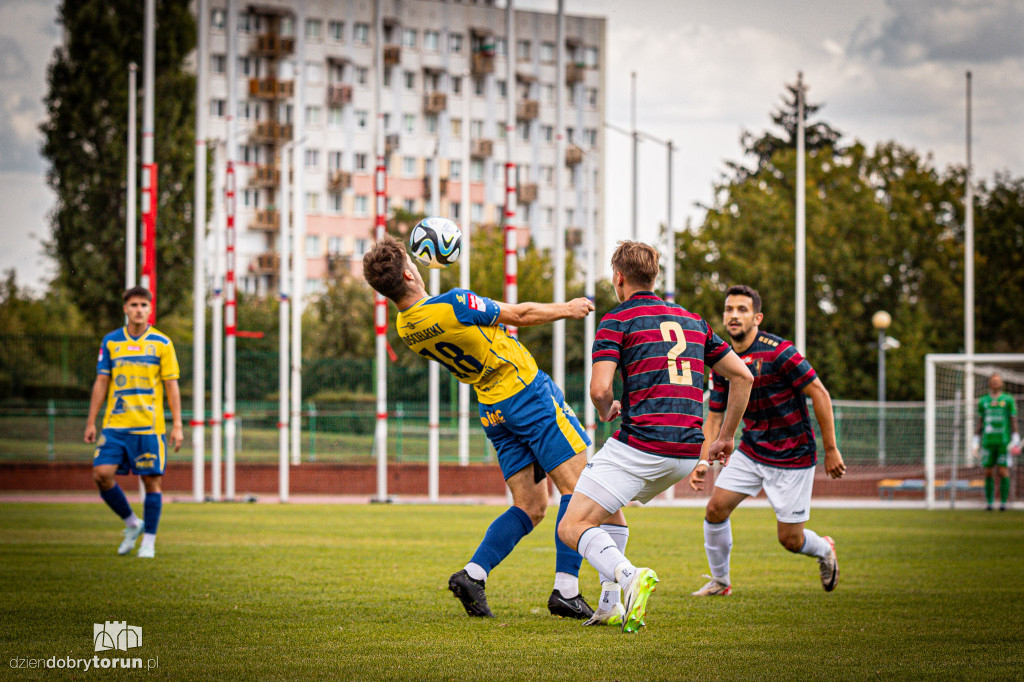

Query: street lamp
left=872, top=311, right=900, bottom=466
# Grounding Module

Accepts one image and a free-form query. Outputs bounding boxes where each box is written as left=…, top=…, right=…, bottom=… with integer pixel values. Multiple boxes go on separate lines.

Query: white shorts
left=714, top=450, right=814, bottom=524
left=575, top=437, right=699, bottom=513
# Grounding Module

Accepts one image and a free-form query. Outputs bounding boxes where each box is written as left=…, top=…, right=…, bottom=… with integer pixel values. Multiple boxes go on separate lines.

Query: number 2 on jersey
left=660, top=321, right=693, bottom=386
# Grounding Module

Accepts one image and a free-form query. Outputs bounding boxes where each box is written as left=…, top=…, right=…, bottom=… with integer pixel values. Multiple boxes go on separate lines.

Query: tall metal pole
left=372, top=0, right=390, bottom=500
left=223, top=0, right=238, bottom=500
left=210, top=142, right=224, bottom=501
left=665, top=140, right=674, bottom=304
left=458, top=69, right=471, bottom=467
left=964, top=70, right=975, bottom=470
left=630, top=71, right=638, bottom=241
left=878, top=329, right=886, bottom=467
left=127, top=63, right=138, bottom=290
left=503, top=0, right=518, bottom=338
left=140, top=0, right=157, bottom=322
left=191, top=0, right=208, bottom=502
left=291, top=0, right=307, bottom=468
left=553, top=0, right=566, bottom=390
left=795, top=71, right=806, bottom=353
left=428, top=142, right=440, bottom=501
left=278, top=144, right=292, bottom=503
left=583, top=149, right=595, bottom=457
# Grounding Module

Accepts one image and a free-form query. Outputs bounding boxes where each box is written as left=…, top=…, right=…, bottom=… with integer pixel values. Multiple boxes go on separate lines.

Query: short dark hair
left=123, top=286, right=152, bottom=303
left=362, top=235, right=412, bottom=302
left=610, top=240, right=660, bottom=289
left=725, top=284, right=761, bottom=313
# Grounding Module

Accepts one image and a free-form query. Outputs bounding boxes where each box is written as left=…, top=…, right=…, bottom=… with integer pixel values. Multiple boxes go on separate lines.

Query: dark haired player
left=691, top=285, right=845, bottom=597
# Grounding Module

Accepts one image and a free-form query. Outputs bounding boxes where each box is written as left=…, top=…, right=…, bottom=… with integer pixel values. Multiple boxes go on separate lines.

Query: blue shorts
left=479, top=371, right=591, bottom=481
left=93, top=429, right=167, bottom=476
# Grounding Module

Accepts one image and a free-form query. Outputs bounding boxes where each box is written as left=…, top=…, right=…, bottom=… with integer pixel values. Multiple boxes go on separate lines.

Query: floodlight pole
left=665, top=140, right=674, bottom=303
left=291, top=0, right=307, bottom=469
left=964, top=70, right=975, bottom=470
left=553, top=0, right=566, bottom=391
left=503, top=0, right=518, bottom=338
left=127, top=63, right=138, bottom=290
left=191, top=0, right=208, bottom=502
left=458, top=69, right=471, bottom=467
left=795, top=71, right=806, bottom=354
left=631, top=71, right=638, bottom=240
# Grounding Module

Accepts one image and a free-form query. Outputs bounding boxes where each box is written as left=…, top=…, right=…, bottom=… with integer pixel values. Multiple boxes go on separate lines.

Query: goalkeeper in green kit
left=973, top=374, right=1020, bottom=511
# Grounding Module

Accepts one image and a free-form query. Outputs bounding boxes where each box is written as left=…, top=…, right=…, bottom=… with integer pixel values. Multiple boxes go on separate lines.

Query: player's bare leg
left=778, top=520, right=838, bottom=591
left=93, top=464, right=143, bottom=555
left=694, top=488, right=746, bottom=595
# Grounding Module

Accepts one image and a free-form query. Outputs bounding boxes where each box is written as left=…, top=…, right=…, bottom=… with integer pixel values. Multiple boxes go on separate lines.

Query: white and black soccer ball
left=409, top=217, right=463, bottom=269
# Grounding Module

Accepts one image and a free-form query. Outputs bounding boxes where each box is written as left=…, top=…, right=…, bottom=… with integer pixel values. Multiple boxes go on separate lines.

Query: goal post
left=925, top=354, right=1024, bottom=509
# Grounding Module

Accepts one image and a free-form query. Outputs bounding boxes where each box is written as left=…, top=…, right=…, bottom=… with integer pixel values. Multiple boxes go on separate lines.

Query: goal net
left=925, top=354, right=1024, bottom=509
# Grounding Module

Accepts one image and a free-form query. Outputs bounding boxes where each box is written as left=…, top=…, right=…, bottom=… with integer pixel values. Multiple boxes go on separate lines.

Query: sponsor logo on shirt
left=469, top=295, right=485, bottom=311
left=127, top=345, right=141, bottom=352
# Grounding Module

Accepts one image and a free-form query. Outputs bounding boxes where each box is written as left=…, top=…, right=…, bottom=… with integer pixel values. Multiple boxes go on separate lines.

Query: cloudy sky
left=1, top=0, right=1022, bottom=290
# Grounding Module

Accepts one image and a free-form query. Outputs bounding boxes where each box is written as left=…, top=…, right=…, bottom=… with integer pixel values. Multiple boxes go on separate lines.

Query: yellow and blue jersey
left=396, top=288, right=538, bottom=405
left=96, top=326, right=180, bottom=435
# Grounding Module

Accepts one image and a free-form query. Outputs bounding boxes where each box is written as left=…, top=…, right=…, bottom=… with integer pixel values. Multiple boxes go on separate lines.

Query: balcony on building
left=423, top=177, right=449, bottom=198
left=566, top=62, right=584, bottom=85
left=255, top=33, right=295, bottom=57
left=567, top=227, right=584, bottom=249
left=565, top=144, right=584, bottom=166
left=249, top=164, right=280, bottom=189
left=249, top=77, right=294, bottom=100
left=327, top=83, right=353, bottom=107
left=423, top=91, right=447, bottom=114
left=385, top=133, right=400, bottom=154
left=251, top=252, right=281, bottom=275
left=516, top=99, right=539, bottom=121
left=470, top=139, right=493, bottom=159
left=250, top=209, right=280, bottom=232
left=470, top=28, right=496, bottom=76
left=517, top=182, right=537, bottom=204
left=251, top=122, right=293, bottom=144
left=328, top=170, right=353, bottom=192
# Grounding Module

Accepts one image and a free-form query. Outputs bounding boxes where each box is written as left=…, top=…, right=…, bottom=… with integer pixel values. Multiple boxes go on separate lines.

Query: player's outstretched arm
left=802, top=378, right=846, bottom=479
left=84, top=374, right=110, bottom=443
left=495, top=297, right=594, bottom=328
left=705, top=352, right=752, bottom=463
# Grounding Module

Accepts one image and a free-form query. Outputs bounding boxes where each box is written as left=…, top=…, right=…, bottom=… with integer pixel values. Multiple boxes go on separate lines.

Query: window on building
left=496, top=79, right=507, bottom=98
left=402, top=29, right=417, bottom=48
left=517, top=39, right=531, bottom=60
left=451, top=76, right=462, bottom=95
left=305, top=278, right=325, bottom=295
left=450, top=202, right=460, bottom=220
left=566, top=127, right=575, bottom=144
left=237, top=11, right=253, bottom=33
left=517, top=121, right=530, bottom=142
left=519, top=165, right=531, bottom=183
left=355, top=67, right=369, bottom=85
left=238, top=100, right=260, bottom=120
left=470, top=119, right=484, bottom=138
left=470, top=159, right=484, bottom=182
left=403, top=198, right=416, bottom=213
left=404, top=71, right=416, bottom=90
left=424, top=30, right=439, bottom=51
left=568, top=87, right=577, bottom=106
left=585, top=128, right=598, bottom=146
left=240, top=145, right=260, bottom=164
left=238, top=55, right=253, bottom=76
left=328, top=236, right=343, bottom=253
left=210, top=99, right=226, bottom=117
left=494, top=37, right=507, bottom=56
left=450, top=160, right=462, bottom=180
left=306, top=193, right=320, bottom=213
left=473, top=77, right=485, bottom=96
left=328, top=20, right=344, bottom=41
left=450, top=118, right=462, bottom=137
left=211, top=54, right=226, bottom=74
left=383, top=69, right=392, bottom=89
left=306, top=61, right=322, bottom=83
left=306, top=19, right=322, bottom=40
left=354, top=195, right=369, bottom=217
left=354, top=22, right=370, bottom=44
left=328, top=106, right=343, bottom=127
left=542, top=125, right=553, bottom=143
left=305, top=105, right=321, bottom=126
left=383, top=112, right=392, bottom=131
left=449, top=33, right=464, bottom=53
left=541, top=42, right=555, bottom=63
left=328, top=151, right=342, bottom=171
left=211, top=8, right=225, bottom=30
left=472, top=202, right=484, bottom=222
left=402, top=156, right=416, bottom=177
left=355, top=110, right=368, bottom=129
left=587, top=87, right=598, bottom=107
left=354, top=153, right=368, bottom=171
left=403, top=114, right=416, bottom=135
left=542, top=166, right=554, bottom=184
left=584, top=46, right=598, bottom=67
left=354, top=238, right=369, bottom=257
left=279, top=102, right=293, bottom=123
left=497, top=122, right=507, bottom=139
left=306, top=235, right=321, bottom=255
left=242, top=189, right=260, bottom=208
left=425, top=114, right=438, bottom=134
left=305, top=149, right=320, bottom=169
left=542, top=83, right=555, bottom=103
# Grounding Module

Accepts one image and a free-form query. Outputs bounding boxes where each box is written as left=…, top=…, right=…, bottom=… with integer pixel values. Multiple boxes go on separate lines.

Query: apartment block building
left=201, top=0, right=606, bottom=297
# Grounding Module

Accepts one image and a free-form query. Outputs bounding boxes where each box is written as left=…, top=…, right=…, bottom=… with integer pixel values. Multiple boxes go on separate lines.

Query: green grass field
left=2, top=503, right=1022, bottom=680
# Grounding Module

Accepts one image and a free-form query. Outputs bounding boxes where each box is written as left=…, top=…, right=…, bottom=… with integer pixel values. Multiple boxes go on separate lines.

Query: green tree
left=975, top=173, right=1024, bottom=353
left=41, top=0, right=197, bottom=330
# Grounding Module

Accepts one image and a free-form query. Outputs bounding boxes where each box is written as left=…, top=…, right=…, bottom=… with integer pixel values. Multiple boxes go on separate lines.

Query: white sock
left=553, top=573, right=579, bottom=597
left=597, top=581, right=621, bottom=613
left=704, top=519, right=732, bottom=586
left=594, top=524, right=629, bottom=611
left=798, top=529, right=830, bottom=560
left=141, top=533, right=156, bottom=550
left=125, top=513, right=141, bottom=529
left=578, top=527, right=632, bottom=587
left=464, top=562, right=487, bottom=583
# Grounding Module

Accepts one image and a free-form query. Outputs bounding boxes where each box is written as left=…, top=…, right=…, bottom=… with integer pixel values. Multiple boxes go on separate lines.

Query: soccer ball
left=409, top=217, right=462, bottom=269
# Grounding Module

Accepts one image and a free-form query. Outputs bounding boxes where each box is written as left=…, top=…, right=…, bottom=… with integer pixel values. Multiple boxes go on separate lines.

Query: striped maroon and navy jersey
left=709, top=331, right=818, bottom=468
left=593, top=292, right=732, bottom=458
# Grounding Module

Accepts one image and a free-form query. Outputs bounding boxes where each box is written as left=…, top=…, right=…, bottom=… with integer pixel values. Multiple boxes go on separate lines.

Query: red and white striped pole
left=504, top=0, right=518, bottom=336
left=373, top=0, right=389, bottom=502
left=224, top=159, right=237, bottom=501
left=140, top=0, right=157, bottom=323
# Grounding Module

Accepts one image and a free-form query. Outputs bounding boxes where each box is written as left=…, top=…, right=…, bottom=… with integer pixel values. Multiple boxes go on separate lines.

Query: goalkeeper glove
left=972, top=435, right=980, bottom=450
left=1011, top=432, right=1021, bottom=449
